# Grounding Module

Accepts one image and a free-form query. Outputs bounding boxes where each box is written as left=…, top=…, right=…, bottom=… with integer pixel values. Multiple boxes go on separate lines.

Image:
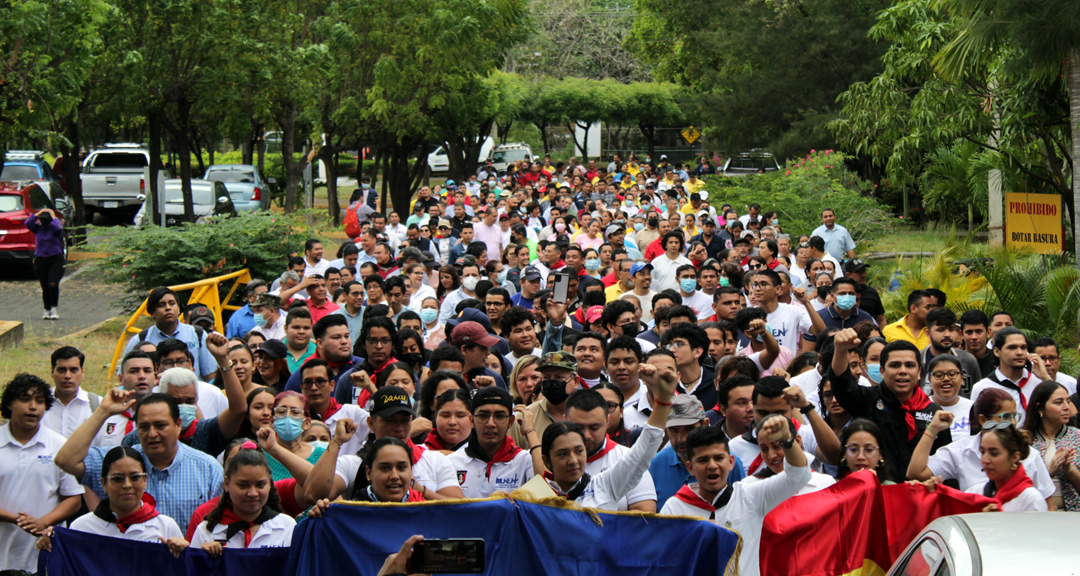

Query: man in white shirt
left=385, top=211, right=408, bottom=245
left=473, top=208, right=504, bottom=265
left=674, top=264, right=714, bottom=321
left=439, top=262, right=483, bottom=324
left=970, top=327, right=1047, bottom=423
left=607, top=337, right=651, bottom=431
left=302, top=238, right=331, bottom=278
left=448, top=388, right=535, bottom=498
left=1033, top=337, right=1078, bottom=395
left=741, top=416, right=834, bottom=494
left=811, top=208, right=856, bottom=262
left=566, top=388, right=658, bottom=512
left=650, top=232, right=692, bottom=292
left=661, top=418, right=809, bottom=576
left=0, top=374, right=84, bottom=573
left=43, top=346, right=100, bottom=438
left=751, top=269, right=824, bottom=353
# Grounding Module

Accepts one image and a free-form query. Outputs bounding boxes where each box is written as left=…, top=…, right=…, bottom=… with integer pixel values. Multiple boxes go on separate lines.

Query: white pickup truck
left=81, top=144, right=150, bottom=216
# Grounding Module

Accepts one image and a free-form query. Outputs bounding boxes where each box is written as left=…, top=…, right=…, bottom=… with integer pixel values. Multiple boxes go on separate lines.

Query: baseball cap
left=584, top=305, right=604, bottom=324
left=521, top=265, right=542, bottom=281
left=370, top=386, right=416, bottom=419
left=843, top=258, right=869, bottom=273
left=605, top=224, right=625, bottom=238
left=666, top=395, right=706, bottom=427
left=254, top=339, right=287, bottom=359
left=538, top=351, right=577, bottom=373
left=450, top=321, right=501, bottom=348
left=252, top=293, right=281, bottom=308
left=437, top=219, right=452, bottom=229
left=401, top=247, right=428, bottom=263
left=447, top=308, right=493, bottom=333
left=471, top=387, right=513, bottom=412
left=446, top=180, right=456, bottom=186
left=498, top=213, right=509, bottom=221
left=186, top=305, right=215, bottom=328
left=629, top=261, right=653, bottom=276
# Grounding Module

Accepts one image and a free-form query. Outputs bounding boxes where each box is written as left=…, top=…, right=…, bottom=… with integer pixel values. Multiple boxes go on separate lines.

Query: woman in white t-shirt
left=37, top=446, right=188, bottom=556
left=927, top=356, right=974, bottom=440
left=190, top=448, right=295, bottom=553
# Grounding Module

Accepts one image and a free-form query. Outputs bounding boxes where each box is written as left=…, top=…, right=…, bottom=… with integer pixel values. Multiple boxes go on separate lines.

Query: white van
left=427, top=137, right=495, bottom=175
left=491, top=143, right=534, bottom=173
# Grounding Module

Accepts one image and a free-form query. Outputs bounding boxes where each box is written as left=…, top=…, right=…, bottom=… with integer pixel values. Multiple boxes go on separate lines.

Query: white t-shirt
left=408, top=284, right=438, bottom=312
left=970, top=369, right=1038, bottom=423
left=741, top=469, right=835, bottom=495
left=937, top=397, right=975, bottom=440
left=447, top=442, right=535, bottom=498
left=728, top=429, right=818, bottom=476
left=964, top=482, right=1048, bottom=512
left=189, top=513, right=296, bottom=549
left=762, top=302, right=813, bottom=353
left=650, top=254, right=692, bottom=293
left=303, top=258, right=331, bottom=279
left=323, top=404, right=371, bottom=458
left=927, top=431, right=1055, bottom=497
left=69, top=508, right=183, bottom=542
left=1056, top=373, right=1078, bottom=396
left=543, top=424, right=663, bottom=511
left=660, top=464, right=811, bottom=576
left=585, top=441, right=658, bottom=511
left=681, top=290, right=716, bottom=321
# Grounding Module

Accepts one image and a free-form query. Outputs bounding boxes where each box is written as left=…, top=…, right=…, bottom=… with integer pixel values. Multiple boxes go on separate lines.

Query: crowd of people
left=6, top=153, right=1080, bottom=576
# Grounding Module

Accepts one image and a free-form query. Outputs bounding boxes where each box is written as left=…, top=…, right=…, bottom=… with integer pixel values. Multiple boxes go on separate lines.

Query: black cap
left=370, top=386, right=416, bottom=418
left=471, top=387, right=513, bottom=412
left=254, top=339, right=287, bottom=359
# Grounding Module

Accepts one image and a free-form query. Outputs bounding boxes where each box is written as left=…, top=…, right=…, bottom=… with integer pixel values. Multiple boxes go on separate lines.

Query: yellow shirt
left=685, top=179, right=706, bottom=196
left=882, top=315, right=930, bottom=349
left=605, top=282, right=627, bottom=302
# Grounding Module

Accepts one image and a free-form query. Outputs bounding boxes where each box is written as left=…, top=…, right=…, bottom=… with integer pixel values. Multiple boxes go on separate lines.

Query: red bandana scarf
left=899, top=387, right=932, bottom=441
left=985, top=463, right=1035, bottom=507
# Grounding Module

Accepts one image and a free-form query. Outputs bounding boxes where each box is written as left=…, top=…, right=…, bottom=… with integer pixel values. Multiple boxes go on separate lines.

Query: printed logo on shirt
left=876, top=400, right=885, bottom=411
left=771, top=326, right=788, bottom=340
left=915, top=412, right=933, bottom=422
left=457, top=471, right=467, bottom=485
left=951, top=417, right=969, bottom=433
left=106, top=423, right=116, bottom=435
left=494, top=475, right=521, bottom=488
left=37, top=455, right=54, bottom=464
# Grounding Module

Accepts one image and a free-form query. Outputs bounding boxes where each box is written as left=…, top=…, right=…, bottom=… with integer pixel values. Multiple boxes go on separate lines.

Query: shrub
left=92, top=211, right=309, bottom=308
left=703, top=150, right=896, bottom=244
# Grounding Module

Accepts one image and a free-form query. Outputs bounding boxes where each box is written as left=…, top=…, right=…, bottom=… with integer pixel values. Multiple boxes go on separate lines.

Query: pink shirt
left=307, top=299, right=342, bottom=325
left=737, top=342, right=795, bottom=376
left=473, top=221, right=504, bottom=260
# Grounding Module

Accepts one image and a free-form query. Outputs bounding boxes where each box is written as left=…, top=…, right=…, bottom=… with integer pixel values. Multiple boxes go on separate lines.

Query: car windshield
left=493, top=149, right=528, bottom=163
left=164, top=185, right=213, bottom=205
left=91, top=153, right=148, bottom=168
left=0, top=195, right=23, bottom=212
left=728, top=156, right=775, bottom=171
left=1, top=166, right=40, bottom=181
left=206, top=170, right=256, bottom=183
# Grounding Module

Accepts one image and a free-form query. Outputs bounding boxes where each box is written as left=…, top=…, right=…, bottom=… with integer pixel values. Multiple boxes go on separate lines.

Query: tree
left=431, top=71, right=525, bottom=183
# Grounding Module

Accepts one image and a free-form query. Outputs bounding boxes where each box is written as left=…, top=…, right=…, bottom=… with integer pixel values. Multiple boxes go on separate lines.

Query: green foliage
left=92, top=212, right=308, bottom=305
left=703, top=150, right=896, bottom=244
left=878, top=246, right=990, bottom=321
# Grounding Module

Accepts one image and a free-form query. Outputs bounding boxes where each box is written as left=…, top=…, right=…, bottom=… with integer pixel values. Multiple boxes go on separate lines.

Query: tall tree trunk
left=148, top=110, right=163, bottom=227
left=175, top=97, right=196, bottom=222
left=276, top=102, right=302, bottom=213
left=62, top=107, right=87, bottom=240
left=1071, top=52, right=1080, bottom=262
left=319, top=135, right=341, bottom=226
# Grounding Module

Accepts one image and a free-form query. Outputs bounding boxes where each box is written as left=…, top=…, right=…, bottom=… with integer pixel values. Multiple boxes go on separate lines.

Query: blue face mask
left=755, top=323, right=774, bottom=343
left=835, top=294, right=857, bottom=311
left=633, top=222, right=644, bottom=232
left=866, top=363, right=882, bottom=383
left=585, top=258, right=601, bottom=271
left=496, top=271, right=508, bottom=284
left=719, top=277, right=730, bottom=287
left=178, top=404, right=197, bottom=430
left=641, top=203, right=651, bottom=210
left=308, top=440, right=330, bottom=451
left=680, top=278, right=698, bottom=293
left=274, top=416, right=305, bottom=442
left=253, top=312, right=267, bottom=328
left=420, top=308, right=439, bottom=325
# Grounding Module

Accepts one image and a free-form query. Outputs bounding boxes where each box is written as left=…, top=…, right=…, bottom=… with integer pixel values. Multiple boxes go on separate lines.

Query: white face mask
left=462, top=276, right=479, bottom=291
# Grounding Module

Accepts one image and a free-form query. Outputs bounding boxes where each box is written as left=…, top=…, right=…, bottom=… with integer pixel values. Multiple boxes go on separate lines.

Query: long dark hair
left=1023, top=380, right=1069, bottom=438
left=438, top=266, right=461, bottom=301
left=101, top=446, right=146, bottom=481
left=419, top=370, right=468, bottom=420
left=592, top=382, right=626, bottom=434
left=839, top=418, right=891, bottom=483
left=205, top=447, right=280, bottom=530
left=352, top=436, right=414, bottom=500
left=237, top=387, right=278, bottom=440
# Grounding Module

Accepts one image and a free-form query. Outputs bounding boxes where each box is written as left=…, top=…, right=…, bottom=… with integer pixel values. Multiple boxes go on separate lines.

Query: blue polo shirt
left=123, top=322, right=217, bottom=379
left=225, top=304, right=257, bottom=339
left=649, top=444, right=746, bottom=510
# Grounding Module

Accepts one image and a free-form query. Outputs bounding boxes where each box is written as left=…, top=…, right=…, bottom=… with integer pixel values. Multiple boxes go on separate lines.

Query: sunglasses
left=982, top=420, right=1015, bottom=431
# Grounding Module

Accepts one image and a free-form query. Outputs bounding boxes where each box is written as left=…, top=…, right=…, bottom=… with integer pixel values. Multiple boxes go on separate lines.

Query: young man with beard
left=565, top=389, right=658, bottom=512
left=304, top=387, right=465, bottom=502
left=660, top=419, right=809, bottom=576
left=959, top=310, right=996, bottom=382
left=919, top=307, right=981, bottom=395
left=743, top=416, right=835, bottom=494
left=448, top=387, right=538, bottom=498
left=332, top=316, right=400, bottom=406
left=649, top=395, right=746, bottom=509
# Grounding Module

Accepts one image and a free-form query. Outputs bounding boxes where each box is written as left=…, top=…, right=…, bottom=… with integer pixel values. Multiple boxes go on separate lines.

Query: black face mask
left=647, top=217, right=659, bottom=228
left=399, top=352, right=423, bottom=367
left=620, top=321, right=640, bottom=336
left=816, top=284, right=832, bottom=297
left=540, top=379, right=571, bottom=405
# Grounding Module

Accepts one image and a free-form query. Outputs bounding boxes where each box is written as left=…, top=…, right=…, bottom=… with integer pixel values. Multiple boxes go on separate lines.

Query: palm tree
left=934, top=0, right=1080, bottom=259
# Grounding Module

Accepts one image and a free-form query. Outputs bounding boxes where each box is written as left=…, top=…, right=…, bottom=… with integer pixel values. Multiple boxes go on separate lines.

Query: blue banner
left=38, top=527, right=290, bottom=576
left=287, top=498, right=740, bottom=576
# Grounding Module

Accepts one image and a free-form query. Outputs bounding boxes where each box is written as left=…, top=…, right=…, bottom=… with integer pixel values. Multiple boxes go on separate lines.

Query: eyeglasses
left=665, top=341, right=687, bottom=351
left=1039, top=355, right=1060, bottom=362
left=987, top=412, right=1020, bottom=424
left=474, top=411, right=510, bottom=422
left=273, top=408, right=305, bottom=419
left=844, top=445, right=879, bottom=457
left=930, top=370, right=961, bottom=380
left=367, top=338, right=393, bottom=348
left=750, top=282, right=774, bottom=290
left=106, top=473, right=148, bottom=486
left=301, top=378, right=331, bottom=389
left=982, top=420, right=1015, bottom=431
left=605, top=401, right=621, bottom=413
left=160, top=359, right=191, bottom=369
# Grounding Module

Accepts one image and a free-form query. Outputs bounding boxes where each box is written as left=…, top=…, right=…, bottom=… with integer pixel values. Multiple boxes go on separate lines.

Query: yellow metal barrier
left=107, top=269, right=253, bottom=376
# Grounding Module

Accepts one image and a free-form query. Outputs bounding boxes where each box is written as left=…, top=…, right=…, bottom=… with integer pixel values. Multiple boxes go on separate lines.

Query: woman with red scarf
left=37, top=447, right=188, bottom=557
left=356, top=437, right=427, bottom=503
left=966, top=422, right=1049, bottom=511
left=190, top=448, right=295, bottom=554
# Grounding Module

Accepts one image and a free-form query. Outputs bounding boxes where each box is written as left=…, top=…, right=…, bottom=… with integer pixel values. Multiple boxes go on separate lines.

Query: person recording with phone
left=24, top=207, right=66, bottom=320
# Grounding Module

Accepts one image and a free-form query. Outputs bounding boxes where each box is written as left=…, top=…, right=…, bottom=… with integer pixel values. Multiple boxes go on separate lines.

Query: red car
left=0, top=180, right=72, bottom=261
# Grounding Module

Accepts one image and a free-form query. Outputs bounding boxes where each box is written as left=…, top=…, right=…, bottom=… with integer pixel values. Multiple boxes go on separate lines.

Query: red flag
left=760, top=471, right=890, bottom=576
left=881, top=483, right=994, bottom=561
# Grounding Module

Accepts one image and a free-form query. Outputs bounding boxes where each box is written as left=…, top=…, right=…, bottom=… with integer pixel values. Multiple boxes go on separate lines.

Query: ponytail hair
left=205, top=446, right=280, bottom=530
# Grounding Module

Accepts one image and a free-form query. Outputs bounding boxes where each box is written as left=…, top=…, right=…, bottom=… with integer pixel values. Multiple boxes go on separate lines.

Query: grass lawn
left=861, top=228, right=954, bottom=255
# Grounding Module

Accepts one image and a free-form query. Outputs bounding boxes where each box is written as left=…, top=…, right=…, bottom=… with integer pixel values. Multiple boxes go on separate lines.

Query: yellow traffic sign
left=682, top=126, right=701, bottom=145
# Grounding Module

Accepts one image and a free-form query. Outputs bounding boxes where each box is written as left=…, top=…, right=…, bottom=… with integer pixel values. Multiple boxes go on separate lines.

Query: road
left=0, top=261, right=127, bottom=338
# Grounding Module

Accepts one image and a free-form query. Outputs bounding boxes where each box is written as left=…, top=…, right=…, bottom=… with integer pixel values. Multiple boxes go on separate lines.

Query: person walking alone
left=25, top=208, right=65, bottom=320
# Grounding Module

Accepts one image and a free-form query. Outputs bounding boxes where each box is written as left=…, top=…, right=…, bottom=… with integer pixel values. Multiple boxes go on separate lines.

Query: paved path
left=0, top=261, right=127, bottom=339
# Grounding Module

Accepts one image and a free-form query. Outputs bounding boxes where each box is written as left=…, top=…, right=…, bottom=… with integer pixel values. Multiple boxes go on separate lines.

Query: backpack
left=344, top=202, right=363, bottom=239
